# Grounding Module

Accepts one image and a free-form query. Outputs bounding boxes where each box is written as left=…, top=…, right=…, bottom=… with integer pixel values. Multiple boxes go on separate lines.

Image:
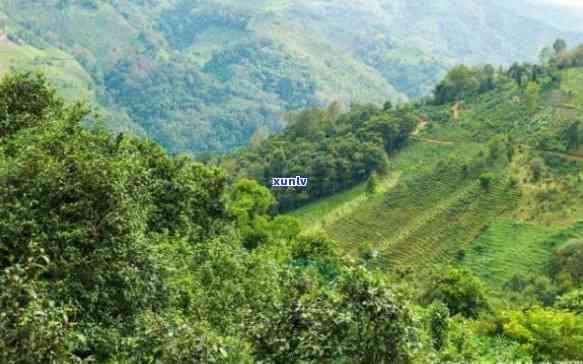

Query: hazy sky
left=542, top=0, right=583, bottom=7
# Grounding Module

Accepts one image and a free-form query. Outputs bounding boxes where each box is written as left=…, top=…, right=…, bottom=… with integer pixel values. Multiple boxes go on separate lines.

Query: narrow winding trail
left=411, top=118, right=455, bottom=146
left=413, top=137, right=455, bottom=146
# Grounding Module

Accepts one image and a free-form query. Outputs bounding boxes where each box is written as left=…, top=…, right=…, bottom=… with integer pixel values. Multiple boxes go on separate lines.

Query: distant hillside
left=232, top=48, right=583, bottom=288
left=2, top=0, right=583, bottom=154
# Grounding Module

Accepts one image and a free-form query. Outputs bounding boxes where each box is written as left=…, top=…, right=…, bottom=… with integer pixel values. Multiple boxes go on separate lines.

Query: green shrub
left=429, top=301, right=450, bottom=351
left=0, top=72, right=63, bottom=139
left=0, top=256, right=75, bottom=364
left=500, top=307, right=583, bottom=362
left=252, top=267, right=419, bottom=364
left=479, top=172, right=496, bottom=190
left=423, top=267, right=490, bottom=319
left=129, top=314, right=254, bottom=364
left=555, top=289, right=583, bottom=314
left=551, top=239, right=583, bottom=283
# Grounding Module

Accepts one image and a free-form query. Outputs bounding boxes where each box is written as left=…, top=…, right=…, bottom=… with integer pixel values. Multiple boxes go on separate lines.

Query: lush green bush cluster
left=431, top=40, right=571, bottom=109
left=433, top=64, right=498, bottom=105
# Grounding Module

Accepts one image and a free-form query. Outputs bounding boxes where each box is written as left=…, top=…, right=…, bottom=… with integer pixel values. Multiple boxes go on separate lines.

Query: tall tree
left=553, top=38, right=567, bottom=55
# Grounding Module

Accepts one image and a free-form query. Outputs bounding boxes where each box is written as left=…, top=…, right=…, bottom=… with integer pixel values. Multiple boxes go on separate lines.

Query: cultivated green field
left=462, top=219, right=571, bottom=286
left=321, top=141, right=492, bottom=257
left=288, top=181, right=367, bottom=228
left=291, top=70, right=583, bottom=279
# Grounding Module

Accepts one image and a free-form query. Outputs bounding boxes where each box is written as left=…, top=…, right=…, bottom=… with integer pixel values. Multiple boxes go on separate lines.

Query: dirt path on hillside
left=413, top=137, right=455, bottom=146
left=413, top=117, right=583, bottom=160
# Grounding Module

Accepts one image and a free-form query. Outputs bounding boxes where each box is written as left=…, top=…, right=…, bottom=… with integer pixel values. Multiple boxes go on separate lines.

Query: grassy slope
left=292, top=70, right=583, bottom=286
left=324, top=142, right=472, bottom=253
left=464, top=220, right=583, bottom=286
left=292, top=137, right=574, bottom=284
left=292, top=138, right=523, bottom=276
left=5, top=1, right=140, bottom=71
left=378, top=175, right=519, bottom=272
left=0, top=40, right=94, bottom=101
left=288, top=182, right=367, bottom=229
left=560, top=67, right=583, bottom=109
left=288, top=171, right=402, bottom=232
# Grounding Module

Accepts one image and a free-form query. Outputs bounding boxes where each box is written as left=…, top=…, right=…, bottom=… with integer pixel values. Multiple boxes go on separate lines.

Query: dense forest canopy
left=0, top=72, right=428, bottom=363
left=226, top=102, right=416, bottom=212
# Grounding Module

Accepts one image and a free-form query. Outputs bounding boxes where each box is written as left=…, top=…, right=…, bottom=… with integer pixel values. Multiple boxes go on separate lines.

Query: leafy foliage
left=0, top=72, right=64, bottom=138
left=0, top=72, right=423, bottom=363
left=252, top=267, right=419, bottom=364
left=500, top=307, right=583, bottom=361
left=428, top=301, right=450, bottom=351
left=0, top=252, right=75, bottom=364
left=229, top=103, right=416, bottom=211
left=551, top=239, right=583, bottom=283
left=422, top=267, right=490, bottom=319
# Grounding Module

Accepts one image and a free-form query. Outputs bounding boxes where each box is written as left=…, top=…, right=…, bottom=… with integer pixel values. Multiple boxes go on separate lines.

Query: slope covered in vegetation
left=3, top=24, right=583, bottom=362
left=231, top=41, right=583, bottom=361
left=279, top=41, right=583, bottom=264
left=3, top=68, right=583, bottom=363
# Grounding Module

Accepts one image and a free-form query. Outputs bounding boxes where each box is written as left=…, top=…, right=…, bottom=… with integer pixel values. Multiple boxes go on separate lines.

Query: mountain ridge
left=2, top=0, right=583, bottom=154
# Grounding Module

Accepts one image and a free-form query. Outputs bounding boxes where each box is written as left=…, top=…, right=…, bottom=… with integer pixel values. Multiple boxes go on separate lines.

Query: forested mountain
left=3, top=0, right=583, bottom=362
left=1, top=0, right=583, bottom=154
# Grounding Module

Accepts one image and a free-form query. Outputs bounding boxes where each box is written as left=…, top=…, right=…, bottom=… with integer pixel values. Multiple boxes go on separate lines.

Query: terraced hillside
left=286, top=65, right=583, bottom=286
left=295, top=139, right=581, bottom=285
left=324, top=142, right=475, bottom=250
left=320, top=139, right=521, bottom=271
left=379, top=175, right=520, bottom=271
left=462, top=220, right=583, bottom=286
